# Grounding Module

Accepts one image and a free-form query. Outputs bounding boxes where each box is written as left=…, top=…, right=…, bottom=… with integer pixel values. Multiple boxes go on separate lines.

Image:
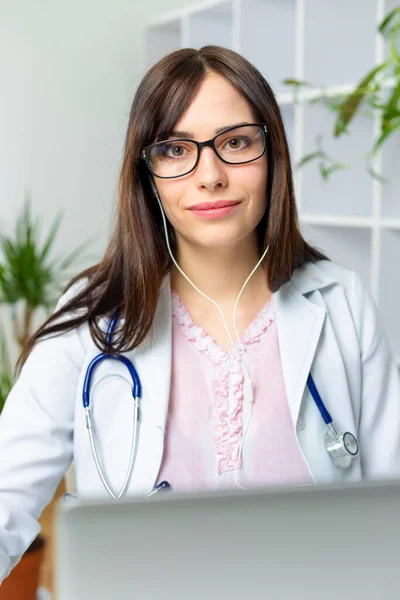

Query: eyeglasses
left=141, top=123, right=268, bottom=179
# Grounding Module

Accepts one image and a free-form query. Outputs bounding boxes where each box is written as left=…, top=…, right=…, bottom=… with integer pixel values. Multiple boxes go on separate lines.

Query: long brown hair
left=18, top=45, right=327, bottom=370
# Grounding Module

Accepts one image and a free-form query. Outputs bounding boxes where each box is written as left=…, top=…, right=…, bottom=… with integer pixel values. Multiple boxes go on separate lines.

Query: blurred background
left=0, top=0, right=399, bottom=597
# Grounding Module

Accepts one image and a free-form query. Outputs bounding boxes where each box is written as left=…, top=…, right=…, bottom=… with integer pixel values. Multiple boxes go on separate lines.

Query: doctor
left=1, top=45, right=400, bottom=582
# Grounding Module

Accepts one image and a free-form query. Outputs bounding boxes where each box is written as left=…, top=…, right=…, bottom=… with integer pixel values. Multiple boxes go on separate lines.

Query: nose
left=194, top=146, right=228, bottom=191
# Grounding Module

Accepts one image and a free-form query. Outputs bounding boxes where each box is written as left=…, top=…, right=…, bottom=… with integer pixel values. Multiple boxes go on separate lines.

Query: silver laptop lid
left=55, top=480, right=400, bottom=600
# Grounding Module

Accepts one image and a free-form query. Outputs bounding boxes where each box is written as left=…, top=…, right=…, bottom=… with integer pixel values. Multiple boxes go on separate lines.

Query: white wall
left=0, top=0, right=198, bottom=360
left=1, top=0, right=201, bottom=255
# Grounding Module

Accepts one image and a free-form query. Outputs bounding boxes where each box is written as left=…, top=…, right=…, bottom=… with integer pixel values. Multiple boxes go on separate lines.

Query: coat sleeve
left=351, top=272, right=400, bottom=478
left=0, top=302, right=86, bottom=582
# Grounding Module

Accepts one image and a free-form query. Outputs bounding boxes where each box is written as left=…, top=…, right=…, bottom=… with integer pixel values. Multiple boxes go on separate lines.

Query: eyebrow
left=167, top=122, right=251, bottom=139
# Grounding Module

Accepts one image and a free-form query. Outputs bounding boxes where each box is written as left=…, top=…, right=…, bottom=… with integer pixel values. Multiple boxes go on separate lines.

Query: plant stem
left=22, top=304, right=33, bottom=348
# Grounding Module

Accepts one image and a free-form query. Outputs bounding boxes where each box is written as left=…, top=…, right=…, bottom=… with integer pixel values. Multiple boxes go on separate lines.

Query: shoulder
left=290, top=259, right=388, bottom=357
left=289, top=259, right=373, bottom=323
left=29, top=277, right=93, bottom=368
left=290, top=259, right=360, bottom=297
left=55, top=277, right=90, bottom=312
left=292, top=258, right=372, bottom=315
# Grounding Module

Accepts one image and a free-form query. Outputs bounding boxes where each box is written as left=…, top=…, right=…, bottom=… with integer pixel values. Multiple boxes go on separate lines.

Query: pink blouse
left=156, top=290, right=312, bottom=492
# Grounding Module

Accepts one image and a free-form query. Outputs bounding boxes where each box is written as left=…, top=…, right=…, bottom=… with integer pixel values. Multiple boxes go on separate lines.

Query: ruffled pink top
left=156, top=290, right=312, bottom=492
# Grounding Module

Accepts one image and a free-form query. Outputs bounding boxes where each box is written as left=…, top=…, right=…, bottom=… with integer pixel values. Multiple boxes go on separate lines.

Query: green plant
left=0, top=332, right=13, bottom=412
left=284, top=6, right=400, bottom=181
left=0, top=194, right=91, bottom=411
left=0, top=195, right=90, bottom=349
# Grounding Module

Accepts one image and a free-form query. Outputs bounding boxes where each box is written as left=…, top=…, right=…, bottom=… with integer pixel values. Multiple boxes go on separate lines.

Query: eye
left=224, top=136, right=249, bottom=151
left=159, top=142, right=193, bottom=160
left=165, top=144, right=186, bottom=158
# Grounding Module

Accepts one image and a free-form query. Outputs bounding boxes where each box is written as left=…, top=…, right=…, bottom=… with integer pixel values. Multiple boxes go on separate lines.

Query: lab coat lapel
left=120, top=275, right=172, bottom=494
left=129, top=275, right=172, bottom=428
left=275, top=264, right=331, bottom=428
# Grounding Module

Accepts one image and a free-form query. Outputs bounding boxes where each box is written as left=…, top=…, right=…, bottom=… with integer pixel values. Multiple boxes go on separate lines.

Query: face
left=151, top=71, right=268, bottom=254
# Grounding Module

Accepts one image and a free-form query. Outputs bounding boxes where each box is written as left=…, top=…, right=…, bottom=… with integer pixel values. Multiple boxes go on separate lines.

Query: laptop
left=55, top=479, right=400, bottom=600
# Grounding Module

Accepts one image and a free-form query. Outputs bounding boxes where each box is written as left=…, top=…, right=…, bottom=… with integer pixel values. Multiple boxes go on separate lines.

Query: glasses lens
left=145, top=125, right=266, bottom=178
left=146, top=140, right=198, bottom=178
left=215, top=125, right=265, bottom=164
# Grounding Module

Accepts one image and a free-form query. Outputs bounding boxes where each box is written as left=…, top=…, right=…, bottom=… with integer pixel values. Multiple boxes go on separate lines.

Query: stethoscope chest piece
left=324, top=423, right=359, bottom=469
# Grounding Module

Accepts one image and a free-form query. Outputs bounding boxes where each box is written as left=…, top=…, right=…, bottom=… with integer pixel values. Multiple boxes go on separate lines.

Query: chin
left=193, top=232, right=251, bottom=250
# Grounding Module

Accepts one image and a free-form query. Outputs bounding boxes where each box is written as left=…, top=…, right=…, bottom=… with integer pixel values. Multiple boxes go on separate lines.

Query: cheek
left=233, top=162, right=268, bottom=206
left=155, top=181, right=187, bottom=223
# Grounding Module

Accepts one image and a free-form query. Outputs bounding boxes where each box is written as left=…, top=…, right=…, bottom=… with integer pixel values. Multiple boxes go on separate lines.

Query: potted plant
left=0, top=195, right=90, bottom=599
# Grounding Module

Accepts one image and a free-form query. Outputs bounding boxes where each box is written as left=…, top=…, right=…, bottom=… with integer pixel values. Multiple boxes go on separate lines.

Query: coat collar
left=128, top=261, right=337, bottom=434
left=288, top=260, right=337, bottom=295
left=275, top=261, right=337, bottom=426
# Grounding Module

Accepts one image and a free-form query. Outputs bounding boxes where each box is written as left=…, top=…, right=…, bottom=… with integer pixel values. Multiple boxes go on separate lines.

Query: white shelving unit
left=144, top=0, right=400, bottom=365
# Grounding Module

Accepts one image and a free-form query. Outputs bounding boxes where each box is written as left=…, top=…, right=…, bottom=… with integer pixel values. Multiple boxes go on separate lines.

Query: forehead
left=173, top=71, right=256, bottom=139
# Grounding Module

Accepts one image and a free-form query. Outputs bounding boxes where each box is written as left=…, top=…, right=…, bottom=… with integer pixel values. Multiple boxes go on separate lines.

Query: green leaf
left=296, top=151, right=324, bottom=169
left=282, top=78, right=312, bottom=87
left=379, top=7, right=400, bottom=38
left=367, top=166, right=387, bottom=183
left=382, top=80, right=400, bottom=123
left=39, top=212, right=63, bottom=263
left=373, top=117, right=400, bottom=153
left=382, top=108, right=400, bottom=123
left=334, top=62, right=389, bottom=136
left=319, top=163, right=347, bottom=180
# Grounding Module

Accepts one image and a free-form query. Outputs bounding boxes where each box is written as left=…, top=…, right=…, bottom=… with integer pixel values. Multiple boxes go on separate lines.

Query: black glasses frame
left=141, top=122, right=268, bottom=179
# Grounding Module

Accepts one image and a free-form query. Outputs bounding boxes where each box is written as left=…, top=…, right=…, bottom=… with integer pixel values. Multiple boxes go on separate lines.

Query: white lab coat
left=0, top=259, right=399, bottom=581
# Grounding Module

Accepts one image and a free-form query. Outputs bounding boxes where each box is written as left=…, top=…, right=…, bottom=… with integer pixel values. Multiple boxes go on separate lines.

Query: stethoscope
left=82, top=311, right=359, bottom=500
left=83, top=311, right=170, bottom=500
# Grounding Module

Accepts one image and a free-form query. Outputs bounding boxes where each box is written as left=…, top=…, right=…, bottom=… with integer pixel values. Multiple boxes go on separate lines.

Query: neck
left=169, top=234, right=270, bottom=311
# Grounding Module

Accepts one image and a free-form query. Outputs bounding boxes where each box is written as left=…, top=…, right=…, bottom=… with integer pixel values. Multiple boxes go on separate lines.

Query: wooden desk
left=38, top=478, right=66, bottom=598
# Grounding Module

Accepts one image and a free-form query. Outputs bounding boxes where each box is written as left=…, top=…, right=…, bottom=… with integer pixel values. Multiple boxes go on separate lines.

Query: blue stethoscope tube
left=307, top=374, right=359, bottom=467
left=83, top=313, right=358, bottom=499
left=82, top=312, right=142, bottom=408
left=307, top=373, right=332, bottom=425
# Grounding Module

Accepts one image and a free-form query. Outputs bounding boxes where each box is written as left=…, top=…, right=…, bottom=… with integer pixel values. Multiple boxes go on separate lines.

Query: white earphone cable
left=155, top=187, right=269, bottom=490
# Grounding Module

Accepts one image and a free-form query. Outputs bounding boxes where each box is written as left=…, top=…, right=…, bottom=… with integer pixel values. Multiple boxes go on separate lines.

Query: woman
left=0, top=46, right=399, bottom=581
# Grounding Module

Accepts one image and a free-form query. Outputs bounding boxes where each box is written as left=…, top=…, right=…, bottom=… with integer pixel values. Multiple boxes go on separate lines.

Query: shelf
left=277, top=93, right=296, bottom=106
left=145, top=19, right=181, bottom=69
left=300, top=216, right=400, bottom=230
left=302, top=0, right=376, bottom=86
left=381, top=125, right=400, bottom=219
left=300, top=215, right=374, bottom=228
left=187, top=2, right=232, bottom=49
left=300, top=102, right=374, bottom=217
left=277, top=77, right=397, bottom=107
left=239, top=0, right=296, bottom=97
left=277, top=83, right=360, bottom=106
left=146, top=0, right=229, bottom=25
left=143, top=0, right=400, bottom=365
left=280, top=104, right=295, bottom=163
left=381, top=219, right=400, bottom=230
left=300, top=224, right=372, bottom=290
left=379, top=229, right=400, bottom=357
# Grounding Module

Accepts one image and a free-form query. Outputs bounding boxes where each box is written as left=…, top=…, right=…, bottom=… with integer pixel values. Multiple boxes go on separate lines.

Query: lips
left=188, top=200, right=241, bottom=211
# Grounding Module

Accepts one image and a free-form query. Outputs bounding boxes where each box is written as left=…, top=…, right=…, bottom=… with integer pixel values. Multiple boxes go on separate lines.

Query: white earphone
left=151, top=177, right=269, bottom=489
